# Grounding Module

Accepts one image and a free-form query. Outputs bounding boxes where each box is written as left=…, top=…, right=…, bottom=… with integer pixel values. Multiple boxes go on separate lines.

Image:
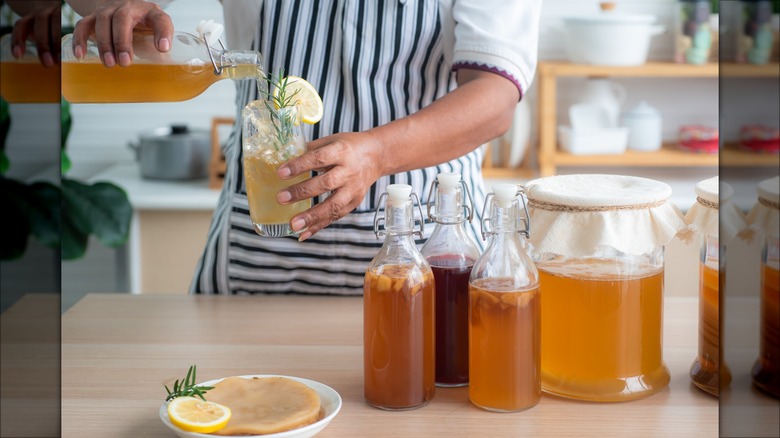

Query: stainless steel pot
left=129, top=125, right=211, bottom=180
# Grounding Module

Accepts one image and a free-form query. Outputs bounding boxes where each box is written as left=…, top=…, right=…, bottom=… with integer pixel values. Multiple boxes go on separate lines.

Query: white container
left=563, top=9, right=666, bottom=66
left=623, top=101, right=663, bottom=152
left=578, top=79, right=626, bottom=128
left=558, top=125, right=629, bottom=155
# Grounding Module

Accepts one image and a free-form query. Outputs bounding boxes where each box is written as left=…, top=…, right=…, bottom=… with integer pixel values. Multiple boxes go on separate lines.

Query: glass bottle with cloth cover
left=61, top=21, right=264, bottom=103
left=685, top=176, right=745, bottom=396
left=750, top=176, right=780, bottom=399
left=364, top=184, right=435, bottom=410
left=525, top=174, right=687, bottom=402
left=421, top=172, right=481, bottom=387
left=468, top=183, right=540, bottom=413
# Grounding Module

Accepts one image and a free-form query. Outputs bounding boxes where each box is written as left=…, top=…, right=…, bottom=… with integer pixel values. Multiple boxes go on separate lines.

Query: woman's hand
left=71, top=0, right=173, bottom=67
left=10, top=2, right=60, bottom=67
left=276, top=132, right=385, bottom=241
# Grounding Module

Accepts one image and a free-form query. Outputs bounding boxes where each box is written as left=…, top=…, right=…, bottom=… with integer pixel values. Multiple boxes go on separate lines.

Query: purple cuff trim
left=452, top=61, right=524, bottom=101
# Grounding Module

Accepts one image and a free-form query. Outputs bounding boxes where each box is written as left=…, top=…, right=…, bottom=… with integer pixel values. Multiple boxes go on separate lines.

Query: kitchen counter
left=89, top=163, right=219, bottom=211
left=61, top=294, right=720, bottom=437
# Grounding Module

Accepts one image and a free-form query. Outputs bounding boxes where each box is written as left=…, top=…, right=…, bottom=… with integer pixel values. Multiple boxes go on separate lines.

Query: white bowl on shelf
left=558, top=125, right=629, bottom=155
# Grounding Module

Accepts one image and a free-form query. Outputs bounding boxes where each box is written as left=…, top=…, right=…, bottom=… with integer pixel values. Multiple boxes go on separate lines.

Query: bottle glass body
left=61, top=32, right=264, bottom=103
left=421, top=181, right=480, bottom=387
left=0, top=35, right=60, bottom=103
left=535, top=246, right=670, bottom=402
left=690, top=234, right=731, bottom=396
left=364, top=193, right=435, bottom=410
left=752, top=234, right=780, bottom=398
left=468, top=194, right=540, bottom=412
left=242, top=101, right=310, bottom=237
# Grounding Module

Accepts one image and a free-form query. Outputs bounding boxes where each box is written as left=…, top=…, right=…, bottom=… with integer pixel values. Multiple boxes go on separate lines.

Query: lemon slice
left=275, top=76, right=323, bottom=125
left=167, top=396, right=232, bottom=434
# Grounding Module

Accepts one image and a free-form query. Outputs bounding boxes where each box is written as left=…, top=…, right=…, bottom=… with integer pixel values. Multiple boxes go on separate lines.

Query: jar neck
left=385, top=198, right=414, bottom=236
left=435, top=189, right=464, bottom=223
left=218, top=50, right=264, bottom=80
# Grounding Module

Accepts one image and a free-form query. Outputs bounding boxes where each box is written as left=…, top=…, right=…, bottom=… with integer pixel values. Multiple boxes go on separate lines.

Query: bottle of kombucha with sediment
left=364, top=184, right=435, bottom=410
left=469, top=184, right=540, bottom=412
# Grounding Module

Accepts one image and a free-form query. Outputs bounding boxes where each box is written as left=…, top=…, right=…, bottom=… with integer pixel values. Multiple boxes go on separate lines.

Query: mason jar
left=525, top=174, right=686, bottom=402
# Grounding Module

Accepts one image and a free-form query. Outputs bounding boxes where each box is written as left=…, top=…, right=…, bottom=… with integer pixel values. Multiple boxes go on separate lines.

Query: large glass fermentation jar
left=750, top=176, right=780, bottom=398
left=468, top=184, right=540, bottom=413
left=686, top=177, right=745, bottom=396
left=364, top=184, right=435, bottom=410
left=525, top=174, right=686, bottom=402
left=0, top=34, right=60, bottom=103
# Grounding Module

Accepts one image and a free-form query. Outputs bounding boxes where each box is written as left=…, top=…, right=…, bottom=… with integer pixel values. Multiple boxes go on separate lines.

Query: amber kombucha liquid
left=244, top=150, right=310, bottom=228
left=469, top=278, right=540, bottom=412
left=61, top=62, right=259, bottom=103
left=364, top=264, right=435, bottom=409
left=538, top=259, right=670, bottom=401
left=752, top=263, right=780, bottom=398
left=0, top=61, right=60, bottom=103
left=690, top=263, right=730, bottom=395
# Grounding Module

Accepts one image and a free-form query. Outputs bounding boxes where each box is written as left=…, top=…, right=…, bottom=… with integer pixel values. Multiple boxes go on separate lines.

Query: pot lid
left=139, top=124, right=209, bottom=141
left=563, top=2, right=656, bottom=25
left=623, top=101, right=661, bottom=119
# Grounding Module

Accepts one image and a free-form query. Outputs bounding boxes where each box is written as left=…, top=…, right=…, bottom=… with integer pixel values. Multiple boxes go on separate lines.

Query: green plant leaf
left=0, top=96, right=10, bottom=155
left=27, top=182, right=61, bottom=248
left=0, top=149, right=9, bottom=175
left=61, top=210, right=88, bottom=260
left=62, top=178, right=131, bottom=247
left=61, top=149, right=72, bottom=174
left=61, top=98, right=72, bottom=150
left=0, top=177, right=31, bottom=260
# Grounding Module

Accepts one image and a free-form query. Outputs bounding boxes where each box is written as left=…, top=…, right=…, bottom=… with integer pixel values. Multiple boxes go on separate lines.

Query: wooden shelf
left=721, top=143, right=780, bottom=167
left=554, top=143, right=718, bottom=167
left=720, top=62, right=780, bottom=78
left=538, top=61, right=719, bottom=78
left=482, top=166, right=536, bottom=180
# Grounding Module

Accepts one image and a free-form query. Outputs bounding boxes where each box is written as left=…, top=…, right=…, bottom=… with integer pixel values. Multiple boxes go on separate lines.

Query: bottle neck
left=218, top=50, right=264, bottom=80
left=385, top=199, right=414, bottom=237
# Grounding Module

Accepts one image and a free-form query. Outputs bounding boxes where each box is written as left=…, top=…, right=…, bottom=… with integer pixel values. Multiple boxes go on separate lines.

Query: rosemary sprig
left=259, top=68, right=301, bottom=151
left=164, top=365, right=214, bottom=402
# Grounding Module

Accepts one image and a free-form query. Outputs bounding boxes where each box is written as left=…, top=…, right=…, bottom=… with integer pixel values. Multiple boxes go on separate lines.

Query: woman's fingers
left=10, top=14, right=33, bottom=58
left=94, top=8, right=116, bottom=66
left=72, top=14, right=95, bottom=59
left=290, top=189, right=364, bottom=242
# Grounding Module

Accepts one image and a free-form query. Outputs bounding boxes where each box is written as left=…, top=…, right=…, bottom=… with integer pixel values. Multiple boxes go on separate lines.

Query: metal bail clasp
left=479, top=185, right=531, bottom=240
left=202, top=37, right=227, bottom=75
left=426, top=178, right=475, bottom=225
left=372, top=191, right=425, bottom=239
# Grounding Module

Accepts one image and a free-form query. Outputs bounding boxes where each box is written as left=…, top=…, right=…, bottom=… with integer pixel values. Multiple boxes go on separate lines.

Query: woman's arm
left=278, top=69, right=518, bottom=241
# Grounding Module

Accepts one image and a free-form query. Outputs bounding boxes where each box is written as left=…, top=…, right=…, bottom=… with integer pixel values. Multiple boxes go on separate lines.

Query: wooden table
left=62, top=294, right=718, bottom=437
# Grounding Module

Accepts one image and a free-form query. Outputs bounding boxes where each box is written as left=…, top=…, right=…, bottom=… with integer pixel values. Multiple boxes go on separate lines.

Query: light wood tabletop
left=61, top=294, right=719, bottom=437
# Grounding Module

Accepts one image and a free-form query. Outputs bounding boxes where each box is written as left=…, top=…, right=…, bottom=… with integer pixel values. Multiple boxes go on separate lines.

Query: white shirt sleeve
left=449, top=0, right=541, bottom=98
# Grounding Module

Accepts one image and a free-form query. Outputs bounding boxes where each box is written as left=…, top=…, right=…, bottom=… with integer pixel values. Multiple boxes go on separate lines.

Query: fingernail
left=103, top=52, right=116, bottom=67
left=118, top=52, right=131, bottom=67
left=42, top=52, right=54, bottom=67
left=291, top=218, right=306, bottom=232
left=12, top=45, right=22, bottom=58
left=298, top=231, right=312, bottom=242
left=74, top=45, right=84, bottom=59
left=277, top=191, right=292, bottom=204
left=158, top=37, right=170, bottom=51
left=277, top=166, right=291, bottom=178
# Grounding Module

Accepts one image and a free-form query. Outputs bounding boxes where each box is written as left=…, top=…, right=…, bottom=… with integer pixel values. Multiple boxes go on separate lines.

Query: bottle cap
left=387, top=184, right=412, bottom=205
left=196, top=20, right=224, bottom=46
left=493, top=183, right=518, bottom=205
left=437, top=172, right=461, bottom=194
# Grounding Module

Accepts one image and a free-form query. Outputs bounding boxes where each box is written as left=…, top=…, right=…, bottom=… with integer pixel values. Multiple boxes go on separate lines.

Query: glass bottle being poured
left=61, top=20, right=265, bottom=103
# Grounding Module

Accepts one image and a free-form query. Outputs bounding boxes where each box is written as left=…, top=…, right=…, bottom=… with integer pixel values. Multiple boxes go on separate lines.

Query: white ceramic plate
left=160, top=374, right=342, bottom=438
